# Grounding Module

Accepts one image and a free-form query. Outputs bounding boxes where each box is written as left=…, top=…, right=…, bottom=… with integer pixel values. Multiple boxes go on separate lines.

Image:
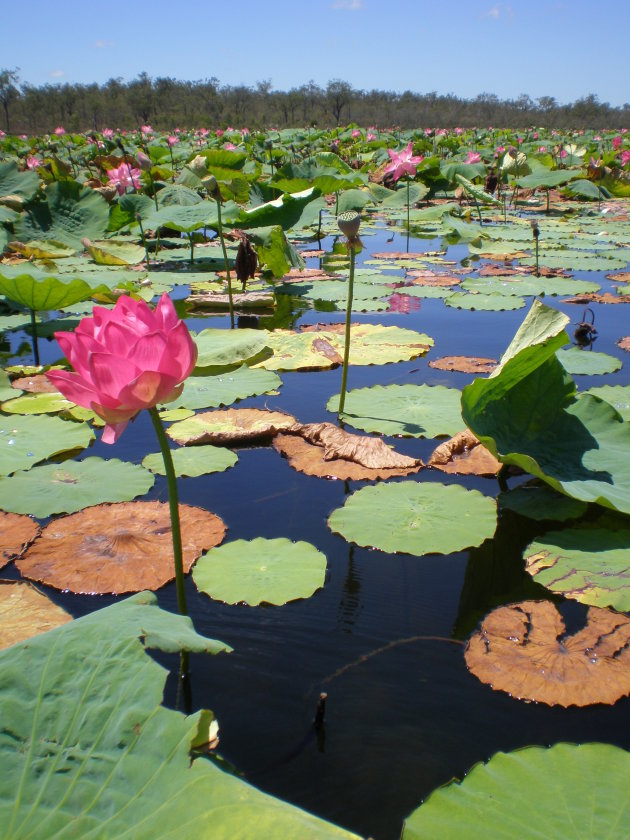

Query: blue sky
left=4, top=0, right=630, bottom=107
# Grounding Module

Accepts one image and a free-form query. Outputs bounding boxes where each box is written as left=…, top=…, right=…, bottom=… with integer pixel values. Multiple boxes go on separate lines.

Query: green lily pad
left=0, top=457, right=154, bottom=517
left=327, top=384, right=463, bottom=438
left=0, top=369, right=15, bottom=402
left=499, top=484, right=588, bottom=521
left=402, top=743, right=630, bottom=839
left=193, top=327, right=270, bottom=368
left=0, top=266, right=109, bottom=311
left=557, top=347, right=622, bottom=376
left=168, top=365, right=282, bottom=410
left=0, top=414, right=94, bottom=477
left=193, top=537, right=327, bottom=605
left=520, top=252, right=629, bottom=271
left=460, top=276, right=600, bottom=297
left=11, top=239, right=75, bottom=259
left=1, top=391, right=75, bottom=415
left=0, top=591, right=357, bottom=837
left=584, top=385, right=630, bottom=421
left=395, top=286, right=455, bottom=299
left=84, top=238, right=146, bottom=266
left=328, top=481, right=496, bottom=555
left=462, top=300, right=630, bottom=515
left=524, top=527, right=630, bottom=612
left=446, top=292, right=526, bottom=311
left=142, top=445, right=237, bottom=477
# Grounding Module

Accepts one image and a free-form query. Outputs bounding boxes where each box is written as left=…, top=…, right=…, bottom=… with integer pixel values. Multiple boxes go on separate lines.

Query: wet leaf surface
left=0, top=512, right=39, bottom=569
left=465, top=599, right=630, bottom=707
left=0, top=580, right=72, bottom=650
left=17, top=501, right=226, bottom=594
left=168, top=407, right=297, bottom=445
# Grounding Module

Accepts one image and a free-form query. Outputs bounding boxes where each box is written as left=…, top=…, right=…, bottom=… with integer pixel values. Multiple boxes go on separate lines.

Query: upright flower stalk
left=204, top=175, right=235, bottom=328
left=46, top=294, right=198, bottom=615
left=337, top=211, right=362, bottom=420
left=384, top=142, right=423, bottom=244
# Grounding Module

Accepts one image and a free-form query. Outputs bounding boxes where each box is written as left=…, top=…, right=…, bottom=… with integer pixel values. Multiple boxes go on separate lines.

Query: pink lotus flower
left=454, top=127, right=463, bottom=136
left=384, top=142, right=424, bottom=181
left=25, top=155, right=42, bottom=170
left=559, top=149, right=568, bottom=159
left=54, top=126, right=66, bottom=136
left=621, top=150, right=630, bottom=167
left=366, top=132, right=376, bottom=142
left=351, top=129, right=361, bottom=138
left=465, top=151, right=481, bottom=164
left=0, top=130, right=5, bottom=137
left=495, top=145, right=505, bottom=154
left=532, top=132, right=539, bottom=140
left=613, top=135, right=623, bottom=150
left=537, top=145, right=548, bottom=153
left=167, top=135, right=179, bottom=147
left=106, top=163, right=142, bottom=194
left=224, top=142, right=237, bottom=150
left=216, top=129, right=224, bottom=137
left=47, top=294, right=197, bottom=444
left=102, top=128, right=114, bottom=139
left=141, top=125, right=154, bottom=135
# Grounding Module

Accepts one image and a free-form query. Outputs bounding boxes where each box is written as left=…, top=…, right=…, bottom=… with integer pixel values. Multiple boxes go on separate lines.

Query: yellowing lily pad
left=193, top=537, right=327, bottom=606
left=168, top=408, right=297, bottom=445
left=0, top=580, right=72, bottom=650
left=328, top=481, right=496, bottom=555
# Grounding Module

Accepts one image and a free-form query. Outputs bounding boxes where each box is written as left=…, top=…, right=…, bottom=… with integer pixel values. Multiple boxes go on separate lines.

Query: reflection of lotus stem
left=406, top=174, right=410, bottom=232
left=188, top=233, right=194, bottom=266
left=317, top=208, right=323, bottom=241
left=148, top=407, right=188, bottom=617
left=338, top=245, right=355, bottom=419
left=30, top=309, right=39, bottom=366
left=215, top=200, right=235, bottom=329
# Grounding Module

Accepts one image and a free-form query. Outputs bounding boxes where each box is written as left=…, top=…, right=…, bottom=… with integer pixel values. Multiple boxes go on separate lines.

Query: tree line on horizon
left=2, top=70, right=629, bottom=134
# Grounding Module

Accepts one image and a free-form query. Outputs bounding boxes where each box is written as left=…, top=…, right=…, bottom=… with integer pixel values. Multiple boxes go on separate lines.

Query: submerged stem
left=337, top=245, right=356, bottom=420
left=148, top=407, right=187, bottom=616
left=216, top=199, right=235, bottom=329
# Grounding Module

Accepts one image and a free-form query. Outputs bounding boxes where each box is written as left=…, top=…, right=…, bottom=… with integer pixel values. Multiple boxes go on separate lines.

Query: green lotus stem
left=30, top=309, right=39, bottom=366
left=337, top=245, right=355, bottom=419
left=136, top=215, right=150, bottom=271
left=188, top=232, right=194, bottom=266
left=148, top=406, right=188, bottom=617
left=215, top=199, right=235, bottom=329
left=316, top=207, right=323, bottom=241
left=406, top=174, right=410, bottom=232
left=535, top=237, right=539, bottom=276
left=335, top=191, right=339, bottom=216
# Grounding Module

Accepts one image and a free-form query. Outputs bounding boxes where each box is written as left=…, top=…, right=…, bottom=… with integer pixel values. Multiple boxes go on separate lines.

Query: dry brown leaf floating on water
left=0, top=511, right=40, bottom=570
left=429, top=430, right=502, bottom=477
left=17, top=501, right=226, bottom=595
left=428, top=356, right=497, bottom=374
left=0, top=580, right=72, bottom=650
left=167, top=407, right=297, bottom=446
left=465, top=599, right=630, bottom=707
left=617, top=337, right=630, bottom=353
left=10, top=374, right=59, bottom=394
left=273, top=422, right=423, bottom=480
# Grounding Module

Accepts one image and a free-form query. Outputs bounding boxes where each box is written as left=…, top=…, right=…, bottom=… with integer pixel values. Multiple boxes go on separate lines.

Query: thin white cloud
left=331, top=0, right=361, bottom=9
left=484, top=4, right=513, bottom=20
left=49, top=69, right=65, bottom=78
left=94, top=39, right=114, bottom=48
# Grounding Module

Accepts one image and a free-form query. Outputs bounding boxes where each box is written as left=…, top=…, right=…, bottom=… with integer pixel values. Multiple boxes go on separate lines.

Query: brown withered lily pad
left=428, top=356, right=497, bottom=374
left=478, top=251, right=531, bottom=261
left=563, top=293, right=630, bottom=305
left=618, top=337, right=630, bottom=353
left=0, top=580, right=72, bottom=650
left=465, top=599, right=630, bottom=707
left=11, top=374, right=59, bottom=394
left=1, top=511, right=39, bottom=569
left=167, top=408, right=297, bottom=446
left=407, top=274, right=462, bottom=287
left=297, top=249, right=326, bottom=258
left=273, top=423, right=423, bottom=481
left=16, top=501, right=226, bottom=594
left=606, top=271, right=630, bottom=283
left=429, top=429, right=502, bottom=476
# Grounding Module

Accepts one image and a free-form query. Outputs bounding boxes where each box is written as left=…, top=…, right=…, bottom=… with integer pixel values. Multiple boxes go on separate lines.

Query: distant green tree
left=0, top=68, right=20, bottom=133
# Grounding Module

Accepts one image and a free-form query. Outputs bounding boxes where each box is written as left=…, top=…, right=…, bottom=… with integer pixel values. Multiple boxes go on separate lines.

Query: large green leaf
left=14, top=180, right=110, bottom=248
left=0, top=266, right=109, bottom=310
left=328, top=481, right=496, bottom=555
left=248, top=225, right=305, bottom=277
left=462, top=301, right=630, bottom=514
left=0, top=457, right=154, bottom=516
left=524, top=527, right=630, bottom=612
left=557, top=347, right=622, bottom=376
left=0, top=413, right=94, bottom=476
left=193, top=537, right=327, bottom=605
left=237, top=188, right=322, bottom=231
left=0, top=160, right=41, bottom=205
left=515, top=169, right=581, bottom=189
left=168, top=365, right=282, bottom=410
left=0, top=591, right=357, bottom=838
left=454, top=174, right=501, bottom=206
left=327, top=384, right=463, bottom=438
left=584, top=385, right=630, bottom=421
left=402, top=743, right=630, bottom=839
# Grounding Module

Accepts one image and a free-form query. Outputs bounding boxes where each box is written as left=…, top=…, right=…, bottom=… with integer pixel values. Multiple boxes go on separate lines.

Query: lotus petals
left=47, top=294, right=197, bottom=443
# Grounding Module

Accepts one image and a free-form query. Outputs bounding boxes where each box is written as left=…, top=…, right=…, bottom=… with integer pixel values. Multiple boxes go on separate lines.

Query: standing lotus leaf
left=465, top=599, right=630, bottom=707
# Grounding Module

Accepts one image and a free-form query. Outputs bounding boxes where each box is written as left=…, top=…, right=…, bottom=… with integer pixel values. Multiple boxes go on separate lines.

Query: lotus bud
left=136, top=151, right=152, bottom=171
left=81, top=238, right=92, bottom=251
left=530, top=220, right=540, bottom=240
left=135, top=212, right=142, bottom=223
left=337, top=210, right=361, bottom=241
left=189, top=154, right=208, bottom=175
left=203, top=174, right=223, bottom=202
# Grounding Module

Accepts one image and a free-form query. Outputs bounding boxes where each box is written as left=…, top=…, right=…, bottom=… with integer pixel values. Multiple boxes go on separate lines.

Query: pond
left=4, top=216, right=630, bottom=840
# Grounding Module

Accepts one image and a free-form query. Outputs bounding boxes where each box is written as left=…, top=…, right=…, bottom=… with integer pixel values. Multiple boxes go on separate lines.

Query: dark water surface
left=7, top=218, right=630, bottom=840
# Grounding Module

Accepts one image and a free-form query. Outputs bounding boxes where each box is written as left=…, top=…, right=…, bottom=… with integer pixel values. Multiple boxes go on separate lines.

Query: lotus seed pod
left=337, top=210, right=361, bottom=240
left=203, top=174, right=222, bottom=201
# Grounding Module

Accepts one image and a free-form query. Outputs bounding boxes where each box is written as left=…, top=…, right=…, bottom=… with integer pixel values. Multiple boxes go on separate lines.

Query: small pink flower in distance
left=424, top=128, right=432, bottom=136
left=47, top=294, right=197, bottom=444
left=538, top=145, right=547, bottom=153
left=613, top=135, right=623, bottom=150
left=532, top=132, right=539, bottom=140
left=622, top=128, right=628, bottom=134
left=594, top=135, right=602, bottom=141
left=241, top=127, right=250, bottom=136
left=106, top=164, right=142, bottom=195
left=351, top=129, right=361, bottom=138
left=224, top=142, right=237, bottom=150
left=384, top=143, right=424, bottom=181
left=216, top=129, right=224, bottom=137
left=175, top=128, right=181, bottom=134
left=167, top=135, right=179, bottom=147
left=466, top=151, right=481, bottom=164
left=102, top=128, right=114, bottom=139
left=495, top=145, right=505, bottom=154
left=621, top=150, right=630, bottom=167
left=141, top=125, right=153, bottom=135
left=226, top=126, right=234, bottom=132
left=19, top=134, right=27, bottom=140
left=366, top=132, right=376, bottom=142
left=454, top=127, right=463, bottom=135
left=559, top=149, right=568, bottom=158
left=54, top=126, right=66, bottom=136
left=26, top=155, right=42, bottom=169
